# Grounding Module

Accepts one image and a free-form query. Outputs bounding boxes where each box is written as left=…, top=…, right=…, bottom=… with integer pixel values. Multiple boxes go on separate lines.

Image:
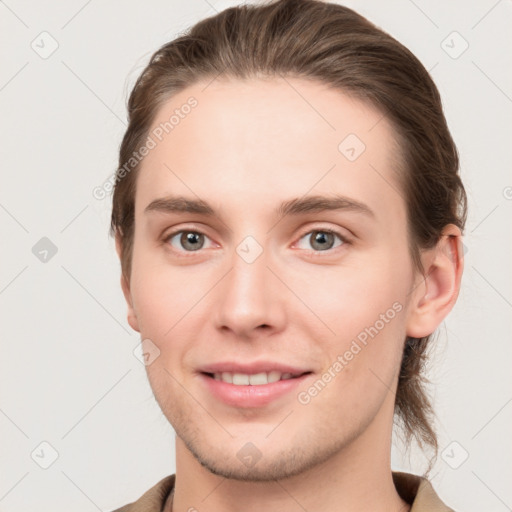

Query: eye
left=164, top=230, right=214, bottom=252
left=295, top=229, right=347, bottom=252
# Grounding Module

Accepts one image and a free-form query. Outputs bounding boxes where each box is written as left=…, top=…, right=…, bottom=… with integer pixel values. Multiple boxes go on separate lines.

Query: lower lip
left=199, top=372, right=312, bottom=408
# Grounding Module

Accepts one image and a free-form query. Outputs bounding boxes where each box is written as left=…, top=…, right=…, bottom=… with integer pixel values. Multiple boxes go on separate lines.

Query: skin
left=117, top=76, right=463, bottom=512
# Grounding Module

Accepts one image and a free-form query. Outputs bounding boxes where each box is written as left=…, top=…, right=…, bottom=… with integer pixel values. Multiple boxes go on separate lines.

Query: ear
left=115, top=234, right=140, bottom=333
left=406, top=224, right=464, bottom=338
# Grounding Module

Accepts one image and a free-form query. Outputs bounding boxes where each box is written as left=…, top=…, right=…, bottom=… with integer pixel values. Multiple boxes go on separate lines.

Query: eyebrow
left=144, top=194, right=375, bottom=219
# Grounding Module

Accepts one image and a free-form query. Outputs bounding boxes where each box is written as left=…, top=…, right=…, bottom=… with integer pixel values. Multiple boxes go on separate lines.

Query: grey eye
left=169, top=231, right=207, bottom=251
left=296, top=230, right=344, bottom=252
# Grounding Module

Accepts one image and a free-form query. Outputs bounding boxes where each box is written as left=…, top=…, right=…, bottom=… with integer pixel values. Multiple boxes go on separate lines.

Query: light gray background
left=1, top=0, right=511, bottom=511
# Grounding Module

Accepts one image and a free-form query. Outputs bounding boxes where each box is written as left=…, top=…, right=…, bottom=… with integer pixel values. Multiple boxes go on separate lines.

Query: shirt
left=111, top=471, right=454, bottom=511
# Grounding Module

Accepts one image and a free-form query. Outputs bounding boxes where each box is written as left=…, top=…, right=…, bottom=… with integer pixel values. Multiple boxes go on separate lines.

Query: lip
left=198, top=371, right=313, bottom=408
left=199, top=361, right=310, bottom=375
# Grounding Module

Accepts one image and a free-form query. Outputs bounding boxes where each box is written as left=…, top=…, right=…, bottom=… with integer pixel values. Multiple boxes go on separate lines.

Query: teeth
left=221, top=372, right=233, bottom=384
left=212, top=371, right=300, bottom=385
left=249, top=372, right=268, bottom=385
left=232, top=373, right=249, bottom=385
left=267, top=371, right=281, bottom=383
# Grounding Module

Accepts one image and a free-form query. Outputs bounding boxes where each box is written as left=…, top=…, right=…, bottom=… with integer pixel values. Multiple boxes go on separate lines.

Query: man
left=110, top=1, right=466, bottom=510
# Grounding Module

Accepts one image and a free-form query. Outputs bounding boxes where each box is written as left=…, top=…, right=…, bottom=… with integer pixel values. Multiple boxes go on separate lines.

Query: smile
left=209, top=370, right=303, bottom=385
left=200, top=371, right=313, bottom=408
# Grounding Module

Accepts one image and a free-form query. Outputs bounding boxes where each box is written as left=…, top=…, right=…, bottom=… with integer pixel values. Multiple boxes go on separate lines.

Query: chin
left=183, top=434, right=335, bottom=482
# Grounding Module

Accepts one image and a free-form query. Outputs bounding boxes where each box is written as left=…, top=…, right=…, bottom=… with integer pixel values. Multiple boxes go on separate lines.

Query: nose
left=213, top=241, right=286, bottom=339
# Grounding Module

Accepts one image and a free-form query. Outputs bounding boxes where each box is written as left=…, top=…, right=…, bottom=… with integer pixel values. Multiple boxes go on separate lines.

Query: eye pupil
left=311, top=231, right=334, bottom=251
left=181, top=232, right=203, bottom=251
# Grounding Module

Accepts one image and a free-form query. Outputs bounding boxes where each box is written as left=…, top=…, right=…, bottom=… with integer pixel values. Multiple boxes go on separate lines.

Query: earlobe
left=406, top=225, right=464, bottom=339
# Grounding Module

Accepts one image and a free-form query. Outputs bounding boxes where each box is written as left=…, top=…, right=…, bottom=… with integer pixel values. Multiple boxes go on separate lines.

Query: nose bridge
left=214, top=233, right=285, bottom=336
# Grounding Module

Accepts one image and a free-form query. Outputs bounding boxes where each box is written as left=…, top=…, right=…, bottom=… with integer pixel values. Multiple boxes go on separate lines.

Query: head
left=110, top=0, right=466, bottom=479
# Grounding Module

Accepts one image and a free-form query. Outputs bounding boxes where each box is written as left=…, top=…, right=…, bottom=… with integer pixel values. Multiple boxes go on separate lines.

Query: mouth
left=199, top=370, right=314, bottom=408
left=202, top=370, right=311, bottom=385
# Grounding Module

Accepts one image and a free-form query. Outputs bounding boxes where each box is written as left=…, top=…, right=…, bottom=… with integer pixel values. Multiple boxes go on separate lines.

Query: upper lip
left=199, top=361, right=311, bottom=376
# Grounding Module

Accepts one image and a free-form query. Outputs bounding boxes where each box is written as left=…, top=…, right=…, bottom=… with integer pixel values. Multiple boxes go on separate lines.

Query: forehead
left=135, top=76, right=405, bottom=225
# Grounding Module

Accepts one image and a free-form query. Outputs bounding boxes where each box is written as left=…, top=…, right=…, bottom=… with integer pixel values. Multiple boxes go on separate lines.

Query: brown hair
left=110, top=0, right=467, bottom=473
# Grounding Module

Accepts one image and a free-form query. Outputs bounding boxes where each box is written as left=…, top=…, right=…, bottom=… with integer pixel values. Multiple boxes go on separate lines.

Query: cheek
left=293, top=258, right=407, bottom=336
left=133, top=276, right=190, bottom=338
left=296, top=258, right=409, bottom=393
left=129, top=250, right=216, bottom=363
left=129, top=246, right=183, bottom=336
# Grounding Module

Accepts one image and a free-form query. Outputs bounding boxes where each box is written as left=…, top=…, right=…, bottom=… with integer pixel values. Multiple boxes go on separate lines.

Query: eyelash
left=162, top=226, right=350, bottom=258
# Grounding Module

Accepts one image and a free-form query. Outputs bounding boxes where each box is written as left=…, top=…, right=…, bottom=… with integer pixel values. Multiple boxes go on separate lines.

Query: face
left=121, top=77, right=425, bottom=481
